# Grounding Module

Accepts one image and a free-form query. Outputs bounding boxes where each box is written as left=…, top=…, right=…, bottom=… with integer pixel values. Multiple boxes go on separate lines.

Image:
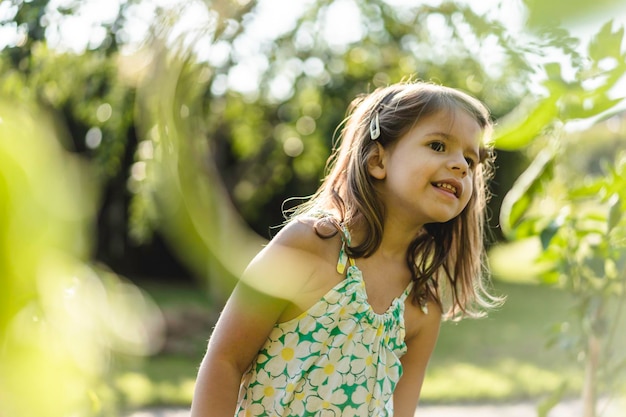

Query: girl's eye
left=429, top=141, right=445, bottom=152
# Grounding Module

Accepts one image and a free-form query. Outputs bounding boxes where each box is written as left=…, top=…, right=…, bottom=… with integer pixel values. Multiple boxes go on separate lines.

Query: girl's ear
left=367, top=142, right=387, bottom=180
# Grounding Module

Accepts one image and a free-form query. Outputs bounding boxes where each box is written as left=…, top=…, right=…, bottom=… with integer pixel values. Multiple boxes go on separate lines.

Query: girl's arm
left=190, top=280, right=288, bottom=417
left=392, top=301, right=442, bottom=417
left=190, top=221, right=321, bottom=417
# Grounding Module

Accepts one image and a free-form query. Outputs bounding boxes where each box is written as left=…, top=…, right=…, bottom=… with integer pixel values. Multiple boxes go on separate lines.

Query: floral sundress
left=235, top=230, right=414, bottom=416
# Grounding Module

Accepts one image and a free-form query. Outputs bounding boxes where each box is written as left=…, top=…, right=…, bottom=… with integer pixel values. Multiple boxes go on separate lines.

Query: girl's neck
left=382, top=216, right=423, bottom=259
left=350, top=215, right=423, bottom=262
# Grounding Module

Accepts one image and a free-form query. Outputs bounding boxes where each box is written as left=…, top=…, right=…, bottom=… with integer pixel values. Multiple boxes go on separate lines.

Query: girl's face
left=369, top=108, right=482, bottom=227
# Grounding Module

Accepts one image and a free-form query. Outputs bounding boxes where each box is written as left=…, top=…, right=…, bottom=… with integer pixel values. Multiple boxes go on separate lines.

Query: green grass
left=423, top=281, right=582, bottom=404
left=112, top=356, right=198, bottom=407
left=109, top=280, right=211, bottom=410
left=111, top=276, right=624, bottom=410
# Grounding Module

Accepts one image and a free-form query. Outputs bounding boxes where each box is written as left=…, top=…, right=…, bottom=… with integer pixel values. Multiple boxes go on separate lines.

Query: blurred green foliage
left=206, top=1, right=539, bottom=234
left=495, top=21, right=626, bottom=152
left=0, top=0, right=537, bottom=274
left=0, top=98, right=163, bottom=416
left=498, top=17, right=626, bottom=417
left=523, top=0, right=626, bottom=28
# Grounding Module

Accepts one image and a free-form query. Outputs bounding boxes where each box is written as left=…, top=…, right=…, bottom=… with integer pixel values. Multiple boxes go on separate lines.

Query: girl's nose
left=449, top=155, right=468, bottom=177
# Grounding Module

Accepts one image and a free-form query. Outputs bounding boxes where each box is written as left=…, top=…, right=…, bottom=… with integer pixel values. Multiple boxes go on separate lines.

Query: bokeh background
left=1, top=0, right=626, bottom=416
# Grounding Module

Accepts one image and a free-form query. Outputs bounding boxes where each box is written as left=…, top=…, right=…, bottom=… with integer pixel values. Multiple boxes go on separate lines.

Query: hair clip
left=369, top=111, right=381, bottom=140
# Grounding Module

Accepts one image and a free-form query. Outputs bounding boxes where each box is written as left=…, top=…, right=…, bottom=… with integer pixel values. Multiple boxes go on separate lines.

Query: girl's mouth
left=433, top=181, right=460, bottom=198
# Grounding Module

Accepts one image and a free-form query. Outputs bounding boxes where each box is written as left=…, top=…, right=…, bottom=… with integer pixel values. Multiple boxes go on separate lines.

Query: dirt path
left=124, top=397, right=624, bottom=417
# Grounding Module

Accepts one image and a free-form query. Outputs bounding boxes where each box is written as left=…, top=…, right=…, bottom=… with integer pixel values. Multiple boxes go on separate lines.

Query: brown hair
left=289, top=81, right=502, bottom=320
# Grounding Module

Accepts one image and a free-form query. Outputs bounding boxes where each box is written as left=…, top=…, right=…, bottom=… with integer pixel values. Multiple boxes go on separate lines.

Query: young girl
left=191, top=81, right=502, bottom=417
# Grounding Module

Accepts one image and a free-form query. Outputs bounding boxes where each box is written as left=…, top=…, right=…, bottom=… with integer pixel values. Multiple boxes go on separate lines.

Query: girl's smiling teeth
left=434, top=182, right=458, bottom=197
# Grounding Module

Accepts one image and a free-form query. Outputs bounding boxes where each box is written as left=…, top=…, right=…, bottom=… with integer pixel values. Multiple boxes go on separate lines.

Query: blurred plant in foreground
left=0, top=99, right=164, bottom=416
left=103, top=1, right=267, bottom=303
left=497, top=20, right=626, bottom=417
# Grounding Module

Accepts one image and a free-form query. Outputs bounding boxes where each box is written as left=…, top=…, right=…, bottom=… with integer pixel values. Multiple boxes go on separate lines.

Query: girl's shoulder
left=241, top=216, right=343, bottom=300
left=404, top=292, right=443, bottom=341
left=272, top=215, right=342, bottom=256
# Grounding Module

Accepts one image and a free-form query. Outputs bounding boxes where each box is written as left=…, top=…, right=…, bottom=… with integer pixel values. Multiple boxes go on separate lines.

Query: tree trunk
left=582, top=332, right=600, bottom=417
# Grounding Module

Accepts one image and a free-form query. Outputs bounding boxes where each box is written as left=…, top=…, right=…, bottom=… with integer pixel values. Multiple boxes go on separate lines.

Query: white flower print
left=323, top=287, right=342, bottom=305
left=237, top=402, right=264, bottom=417
left=342, top=404, right=368, bottom=417
left=328, top=317, right=359, bottom=351
left=387, top=361, right=401, bottom=384
left=295, top=313, right=321, bottom=335
left=351, top=385, right=374, bottom=407
left=250, top=371, right=287, bottom=415
left=281, top=381, right=307, bottom=416
left=250, top=371, right=286, bottom=400
left=235, top=261, right=411, bottom=417
left=310, top=326, right=331, bottom=354
left=267, top=326, right=287, bottom=343
left=308, top=349, right=351, bottom=387
left=341, top=371, right=361, bottom=387
left=264, top=332, right=312, bottom=377
left=348, top=342, right=374, bottom=375
left=304, top=387, right=348, bottom=416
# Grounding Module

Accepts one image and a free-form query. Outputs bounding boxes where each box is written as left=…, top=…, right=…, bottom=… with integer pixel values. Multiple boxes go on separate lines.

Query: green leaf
left=500, top=148, right=556, bottom=238
left=568, top=178, right=605, bottom=199
left=540, top=218, right=562, bottom=250
left=537, top=380, right=568, bottom=417
left=524, top=1, right=625, bottom=28
left=537, top=240, right=563, bottom=260
left=561, top=95, right=623, bottom=120
left=588, top=20, right=624, bottom=61
left=512, top=216, right=543, bottom=239
left=494, top=95, right=560, bottom=151
left=544, top=62, right=563, bottom=81
left=607, top=194, right=622, bottom=232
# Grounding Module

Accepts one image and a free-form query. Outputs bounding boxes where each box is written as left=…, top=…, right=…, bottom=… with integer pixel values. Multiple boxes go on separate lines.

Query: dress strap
left=398, top=280, right=414, bottom=303
left=336, top=224, right=354, bottom=274
left=398, top=280, right=428, bottom=314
